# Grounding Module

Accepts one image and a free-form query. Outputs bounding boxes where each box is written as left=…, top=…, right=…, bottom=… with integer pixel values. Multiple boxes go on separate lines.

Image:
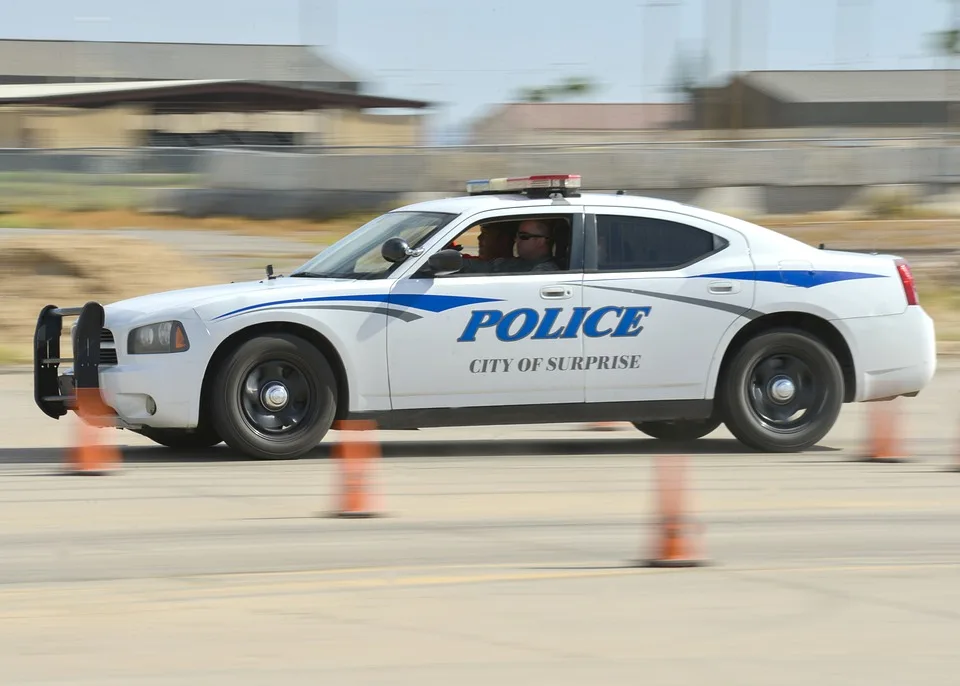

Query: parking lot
left=2, top=364, right=960, bottom=684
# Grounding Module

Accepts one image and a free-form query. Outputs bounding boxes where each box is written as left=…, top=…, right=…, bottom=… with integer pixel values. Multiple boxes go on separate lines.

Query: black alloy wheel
left=719, top=329, right=844, bottom=452
left=210, top=333, right=338, bottom=460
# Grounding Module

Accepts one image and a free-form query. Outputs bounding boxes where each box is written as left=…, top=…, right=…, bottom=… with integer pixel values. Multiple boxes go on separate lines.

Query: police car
left=33, top=174, right=936, bottom=459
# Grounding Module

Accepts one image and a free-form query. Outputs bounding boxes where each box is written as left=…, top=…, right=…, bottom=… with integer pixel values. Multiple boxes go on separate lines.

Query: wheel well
left=198, top=322, right=350, bottom=426
left=716, top=312, right=856, bottom=403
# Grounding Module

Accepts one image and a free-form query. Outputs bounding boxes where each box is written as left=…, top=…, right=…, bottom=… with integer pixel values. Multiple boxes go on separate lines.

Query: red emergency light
left=466, top=174, right=582, bottom=197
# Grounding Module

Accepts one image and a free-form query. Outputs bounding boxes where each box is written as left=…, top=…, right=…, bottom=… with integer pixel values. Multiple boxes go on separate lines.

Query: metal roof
left=0, top=79, right=431, bottom=111
left=0, top=39, right=361, bottom=85
left=477, top=102, right=686, bottom=130
left=741, top=70, right=960, bottom=103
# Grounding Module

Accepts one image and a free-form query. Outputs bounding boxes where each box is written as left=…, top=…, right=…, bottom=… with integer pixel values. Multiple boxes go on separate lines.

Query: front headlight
left=127, top=321, right=190, bottom=354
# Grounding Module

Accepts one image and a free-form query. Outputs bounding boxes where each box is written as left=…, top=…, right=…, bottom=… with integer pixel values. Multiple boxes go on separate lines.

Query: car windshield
left=289, top=210, right=458, bottom=280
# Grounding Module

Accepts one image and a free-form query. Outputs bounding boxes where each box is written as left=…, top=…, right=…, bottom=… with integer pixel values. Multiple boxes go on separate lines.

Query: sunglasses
left=516, top=232, right=547, bottom=241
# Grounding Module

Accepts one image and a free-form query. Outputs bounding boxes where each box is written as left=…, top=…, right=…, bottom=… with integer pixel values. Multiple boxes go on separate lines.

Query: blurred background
left=2, top=0, right=960, bottom=363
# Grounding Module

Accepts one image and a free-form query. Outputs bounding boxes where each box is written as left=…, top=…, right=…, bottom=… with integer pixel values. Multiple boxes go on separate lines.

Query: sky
left=1, top=0, right=955, bottom=139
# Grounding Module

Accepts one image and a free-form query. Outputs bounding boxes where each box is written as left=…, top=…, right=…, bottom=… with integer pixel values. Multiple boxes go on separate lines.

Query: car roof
left=394, top=190, right=811, bottom=252
left=394, top=191, right=691, bottom=217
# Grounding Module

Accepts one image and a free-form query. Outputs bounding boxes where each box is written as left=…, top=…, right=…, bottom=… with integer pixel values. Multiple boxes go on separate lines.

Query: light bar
left=466, top=174, right=582, bottom=197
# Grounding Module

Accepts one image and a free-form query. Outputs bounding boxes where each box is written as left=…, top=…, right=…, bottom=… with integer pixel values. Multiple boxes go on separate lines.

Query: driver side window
left=419, top=214, right=574, bottom=278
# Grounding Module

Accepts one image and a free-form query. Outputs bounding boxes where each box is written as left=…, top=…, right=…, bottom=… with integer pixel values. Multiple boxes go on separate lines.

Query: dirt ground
left=0, top=234, right=226, bottom=363
left=2, top=208, right=959, bottom=247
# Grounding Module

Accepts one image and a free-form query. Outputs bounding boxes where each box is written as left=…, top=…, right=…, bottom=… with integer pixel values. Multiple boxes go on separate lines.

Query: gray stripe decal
left=583, top=283, right=765, bottom=319
left=216, top=303, right=423, bottom=323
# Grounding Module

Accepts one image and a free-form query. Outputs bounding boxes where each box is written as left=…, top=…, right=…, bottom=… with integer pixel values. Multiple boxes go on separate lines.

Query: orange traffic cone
left=329, top=419, right=381, bottom=518
left=641, top=455, right=708, bottom=568
left=66, top=388, right=120, bottom=475
left=586, top=422, right=626, bottom=431
left=859, top=401, right=908, bottom=463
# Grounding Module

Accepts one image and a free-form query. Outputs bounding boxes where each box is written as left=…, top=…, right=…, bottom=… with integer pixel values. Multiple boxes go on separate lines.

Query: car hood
left=104, top=277, right=356, bottom=325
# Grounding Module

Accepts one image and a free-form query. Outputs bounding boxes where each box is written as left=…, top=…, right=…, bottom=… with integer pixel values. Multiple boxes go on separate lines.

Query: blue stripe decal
left=695, top=270, right=887, bottom=288
left=213, top=293, right=502, bottom=321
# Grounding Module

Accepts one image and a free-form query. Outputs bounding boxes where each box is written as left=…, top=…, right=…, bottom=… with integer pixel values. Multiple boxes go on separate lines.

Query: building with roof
left=693, top=69, right=960, bottom=129
left=0, top=38, right=361, bottom=91
left=0, top=39, right=431, bottom=148
left=467, top=103, right=689, bottom=145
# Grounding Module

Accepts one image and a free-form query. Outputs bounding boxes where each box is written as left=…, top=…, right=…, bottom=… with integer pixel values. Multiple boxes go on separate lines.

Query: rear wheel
left=210, top=333, right=338, bottom=460
left=633, top=417, right=722, bottom=442
left=719, top=328, right=844, bottom=452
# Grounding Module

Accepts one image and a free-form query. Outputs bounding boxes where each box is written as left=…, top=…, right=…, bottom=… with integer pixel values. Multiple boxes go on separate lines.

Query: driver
left=459, top=219, right=559, bottom=273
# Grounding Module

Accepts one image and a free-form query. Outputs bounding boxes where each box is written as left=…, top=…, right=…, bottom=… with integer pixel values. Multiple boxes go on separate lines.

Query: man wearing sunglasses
left=458, top=219, right=560, bottom=274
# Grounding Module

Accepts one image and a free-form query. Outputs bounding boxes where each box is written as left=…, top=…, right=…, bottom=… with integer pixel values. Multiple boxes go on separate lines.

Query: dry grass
left=0, top=234, right=227, bottom=364
left=759, top=218, right=960, bottom=250
left=3, top=208, right=960, bottom=250
left=912, top=267, right=960, bottom=355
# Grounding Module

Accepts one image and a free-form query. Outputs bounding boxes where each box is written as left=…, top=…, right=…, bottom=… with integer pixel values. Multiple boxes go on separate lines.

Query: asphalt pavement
left=1, top=366, right=959, bottom=684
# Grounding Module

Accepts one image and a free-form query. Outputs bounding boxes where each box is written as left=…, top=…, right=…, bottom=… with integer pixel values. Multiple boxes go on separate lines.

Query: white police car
left=33, top=174, right=936, bottom=459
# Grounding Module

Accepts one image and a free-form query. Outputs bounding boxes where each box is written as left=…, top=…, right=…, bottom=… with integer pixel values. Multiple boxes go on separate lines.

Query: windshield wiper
left=288, top=271, right=345, bottom=278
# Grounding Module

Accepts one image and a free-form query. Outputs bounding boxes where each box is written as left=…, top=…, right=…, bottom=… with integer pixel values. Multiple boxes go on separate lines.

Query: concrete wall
left=137, top=144, right=960, bottom=219
left=22, top=105, right=147, bottom=148
left=0, top=107, right=428, bottom=148
left=3, top=142, right=960, bottom=219
left=196, top=145, right=960, bottom=192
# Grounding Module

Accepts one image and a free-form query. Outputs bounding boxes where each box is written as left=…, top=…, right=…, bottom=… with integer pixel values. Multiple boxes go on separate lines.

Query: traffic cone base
left=645, top=558, right=709, bottom=568
left=640, top=455, right=709, bottom=568
left=323, top=419, right=384, bottom=518
left=858, top=401, right=910, bottom=463
left=66, top=388, right=120, bottom=475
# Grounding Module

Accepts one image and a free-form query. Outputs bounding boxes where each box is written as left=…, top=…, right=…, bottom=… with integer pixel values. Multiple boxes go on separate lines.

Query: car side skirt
left=346, top=399, right=714, bottom=430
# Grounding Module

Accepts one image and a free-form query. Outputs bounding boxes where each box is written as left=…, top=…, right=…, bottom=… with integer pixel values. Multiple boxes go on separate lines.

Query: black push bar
left=33, top=301, right=104, bottom=419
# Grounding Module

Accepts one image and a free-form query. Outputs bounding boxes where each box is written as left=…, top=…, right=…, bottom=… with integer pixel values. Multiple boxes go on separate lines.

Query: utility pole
left=642, top=0, right=681, bottom=102
left=947, top=0, right=960, bottom=132
left=729, top=0, right=742, bottom=131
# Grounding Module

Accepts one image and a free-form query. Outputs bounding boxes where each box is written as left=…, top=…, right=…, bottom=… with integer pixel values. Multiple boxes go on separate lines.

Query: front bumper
left=34, top=301, right=119, bottom=423
left=35, top=301, right=209, bottom=430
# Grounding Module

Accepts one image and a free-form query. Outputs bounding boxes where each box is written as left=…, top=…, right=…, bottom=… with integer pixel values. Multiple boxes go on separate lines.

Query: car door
left=385, top=207, right=586, bottom=411
left=581, top=206, right=756, bottom=403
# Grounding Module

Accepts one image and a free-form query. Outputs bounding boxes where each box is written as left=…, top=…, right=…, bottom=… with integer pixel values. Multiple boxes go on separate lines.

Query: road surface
left=1, top=365, right=959, bottom=684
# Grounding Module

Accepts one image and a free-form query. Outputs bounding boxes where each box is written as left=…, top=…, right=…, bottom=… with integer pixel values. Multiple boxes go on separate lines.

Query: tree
left=667, top=47, right=711, bottom=102
left=513, top=76, right=598, bottom=102
left=930, top=28, right=960, bottom=56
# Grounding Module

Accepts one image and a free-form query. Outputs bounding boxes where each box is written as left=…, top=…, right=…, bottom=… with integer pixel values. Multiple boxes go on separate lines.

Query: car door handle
left=540, top=285, right=572, bottom=299
left=708, top=280, right=739, bottom=294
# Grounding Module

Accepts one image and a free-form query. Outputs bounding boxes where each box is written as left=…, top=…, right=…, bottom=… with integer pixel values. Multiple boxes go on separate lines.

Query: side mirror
left=425, top=249, right=463, bottom=275
left=381, top=237, right=413, bottom=263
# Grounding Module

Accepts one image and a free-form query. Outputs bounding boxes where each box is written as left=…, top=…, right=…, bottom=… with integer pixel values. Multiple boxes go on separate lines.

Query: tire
left=136, top=426, right=222, bottom=450
left=633, top=417, right=722, bottom=442
left=209, top=333, right=338, bottom=460
left=718, top=328, right=844, bottom=452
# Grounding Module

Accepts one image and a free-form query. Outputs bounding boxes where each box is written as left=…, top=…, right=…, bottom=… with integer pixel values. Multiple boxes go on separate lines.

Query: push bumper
left=33, top=301, right=119, bottom=425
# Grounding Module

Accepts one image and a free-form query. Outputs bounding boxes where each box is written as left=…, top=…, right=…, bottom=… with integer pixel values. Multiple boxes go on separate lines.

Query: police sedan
left=33, top=174, right=937, bottom=459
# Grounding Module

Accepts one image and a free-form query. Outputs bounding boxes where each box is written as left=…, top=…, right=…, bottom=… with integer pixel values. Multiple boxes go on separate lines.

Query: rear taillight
left=895, top=258, right=919, bottom=306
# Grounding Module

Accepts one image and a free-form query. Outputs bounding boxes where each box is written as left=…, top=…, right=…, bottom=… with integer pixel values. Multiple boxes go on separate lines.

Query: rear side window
left=596, top=214, right=727, bottom=271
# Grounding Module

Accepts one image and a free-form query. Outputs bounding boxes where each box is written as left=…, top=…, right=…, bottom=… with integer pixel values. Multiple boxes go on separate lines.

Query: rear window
left=596, top=214, right=727, bottom=271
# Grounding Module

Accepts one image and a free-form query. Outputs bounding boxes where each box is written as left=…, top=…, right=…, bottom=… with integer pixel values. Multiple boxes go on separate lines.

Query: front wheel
left=209, top=333, right=338, bottom=460
left=633, top=417, right=722, bottom=442
left=719, top=328, right=844, bottom=452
